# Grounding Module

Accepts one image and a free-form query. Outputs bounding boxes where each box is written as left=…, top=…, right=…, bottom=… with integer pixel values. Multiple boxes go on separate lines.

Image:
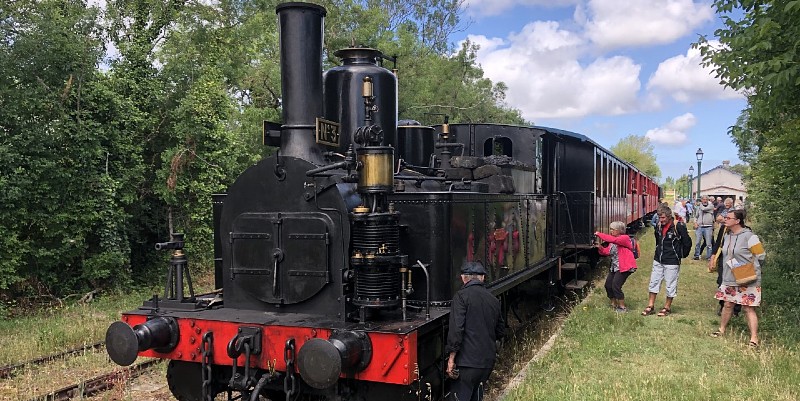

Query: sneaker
left=615, top=307, right=629, bottom=313
left=692, top=256, right=700, bottom=260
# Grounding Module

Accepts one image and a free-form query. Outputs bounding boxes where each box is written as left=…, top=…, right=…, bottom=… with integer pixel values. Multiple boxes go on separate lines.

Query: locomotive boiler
left=104, top=3, right=660, bottom=401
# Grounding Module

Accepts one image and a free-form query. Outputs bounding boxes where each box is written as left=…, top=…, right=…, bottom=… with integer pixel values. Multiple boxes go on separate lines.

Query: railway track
left=0, top=339, right=164, bottom=401
left=26, top=358, right=162, bottom=401
left=0, top=341, right=105, bottom=379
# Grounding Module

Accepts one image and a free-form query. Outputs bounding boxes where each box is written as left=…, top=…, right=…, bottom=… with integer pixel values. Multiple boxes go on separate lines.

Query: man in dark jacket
left=641, top=205, right=692, bottom=317
left=446, top=261, right=505, bottom=401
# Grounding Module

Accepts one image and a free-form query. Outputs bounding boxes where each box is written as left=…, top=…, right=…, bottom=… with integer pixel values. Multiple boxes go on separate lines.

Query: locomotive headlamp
left=297, top=330, right=372, bottom=389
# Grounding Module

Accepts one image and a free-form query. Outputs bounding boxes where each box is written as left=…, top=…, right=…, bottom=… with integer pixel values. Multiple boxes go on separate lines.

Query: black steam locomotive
left=105, top=3, right=660, bottom=401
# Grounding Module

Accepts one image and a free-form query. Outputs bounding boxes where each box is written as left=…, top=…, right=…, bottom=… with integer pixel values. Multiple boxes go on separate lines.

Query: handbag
left=708, top=227, right=727, bottom=273
left=730, top=260, right=758, bottom=285
left=708, top=248, right=721, bottom=273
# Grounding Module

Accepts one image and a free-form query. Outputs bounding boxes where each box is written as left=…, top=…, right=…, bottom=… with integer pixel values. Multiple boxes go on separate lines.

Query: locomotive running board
left=488, top=256, right=559, bottom=296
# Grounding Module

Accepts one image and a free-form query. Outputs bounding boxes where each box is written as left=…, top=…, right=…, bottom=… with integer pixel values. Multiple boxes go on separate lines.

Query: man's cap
left=460, top=261, right=487, bottom=275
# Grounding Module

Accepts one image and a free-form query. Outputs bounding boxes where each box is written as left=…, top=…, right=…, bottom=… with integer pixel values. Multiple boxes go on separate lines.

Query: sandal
left=749, top=341, right=759, bottom=348
left=641, top=306, right=655, bottom=316
left=711, top=330, right=724, bottom=338
left=657, top=307, right=671, bottom=317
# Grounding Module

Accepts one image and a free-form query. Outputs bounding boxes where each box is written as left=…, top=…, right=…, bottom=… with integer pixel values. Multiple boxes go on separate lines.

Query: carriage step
left=561, top=263, right=588, bottom=271
left=561, top=263, right=577, bottom=271
left=564, top=279, right=589, bottom=290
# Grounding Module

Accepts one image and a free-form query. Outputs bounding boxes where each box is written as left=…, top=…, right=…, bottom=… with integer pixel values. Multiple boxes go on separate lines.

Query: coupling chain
left=283, top=338, right=297, bottom=401
left=201, top=331, right=214, bottom=401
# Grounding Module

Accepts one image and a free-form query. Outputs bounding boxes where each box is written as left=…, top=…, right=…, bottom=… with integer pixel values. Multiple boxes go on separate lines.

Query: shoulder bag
left=729, top=258, right=757, bottom=286
left=708, top=227, right=727, bottom=273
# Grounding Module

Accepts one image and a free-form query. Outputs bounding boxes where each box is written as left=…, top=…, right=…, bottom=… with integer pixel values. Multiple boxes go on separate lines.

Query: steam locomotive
left=104, top=3, right=660, bottom=401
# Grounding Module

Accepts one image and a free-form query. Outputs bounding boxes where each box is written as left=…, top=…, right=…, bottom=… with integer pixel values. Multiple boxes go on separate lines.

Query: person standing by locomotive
left=641, top=205, right=692, bottom=317
left=594, top=221, right=637, bottom=312
left=446, top=261, right=505, bottom=401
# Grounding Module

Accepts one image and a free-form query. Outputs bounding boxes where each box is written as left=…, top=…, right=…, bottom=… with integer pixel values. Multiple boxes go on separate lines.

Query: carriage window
left=483, top=137, right=513, bottom=157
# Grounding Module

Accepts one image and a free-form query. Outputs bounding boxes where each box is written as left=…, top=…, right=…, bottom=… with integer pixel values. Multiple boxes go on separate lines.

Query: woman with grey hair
left=594, top=221, right=638, bottom=312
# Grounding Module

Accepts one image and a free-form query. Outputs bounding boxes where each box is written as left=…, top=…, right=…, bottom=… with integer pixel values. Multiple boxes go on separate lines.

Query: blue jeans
left=694, top=226, right=713, bottom=259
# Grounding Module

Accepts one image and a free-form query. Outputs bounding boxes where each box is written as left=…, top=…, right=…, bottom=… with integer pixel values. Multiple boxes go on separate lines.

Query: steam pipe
left=415, top=260, right=431, bottom=320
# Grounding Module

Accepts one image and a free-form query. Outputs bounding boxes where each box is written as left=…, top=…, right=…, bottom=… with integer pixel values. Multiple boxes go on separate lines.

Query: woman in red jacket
left=595, top=221, right=638, bottom=312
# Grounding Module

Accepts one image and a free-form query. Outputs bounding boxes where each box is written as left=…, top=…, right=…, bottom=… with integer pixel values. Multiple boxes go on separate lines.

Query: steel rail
left=26, top=358, right=162, bottom=401
left=0, top=341, right=105, bottom=379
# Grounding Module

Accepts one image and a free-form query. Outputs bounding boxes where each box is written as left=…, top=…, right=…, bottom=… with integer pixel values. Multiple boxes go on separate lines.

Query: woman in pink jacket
left=595, top=221, right=638, bottom=312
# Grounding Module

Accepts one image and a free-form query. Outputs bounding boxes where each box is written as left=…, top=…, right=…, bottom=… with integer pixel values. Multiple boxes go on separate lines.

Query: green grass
left=503, top=226, right=800, bottom=401
left=0, top=287, right=159, bottom=365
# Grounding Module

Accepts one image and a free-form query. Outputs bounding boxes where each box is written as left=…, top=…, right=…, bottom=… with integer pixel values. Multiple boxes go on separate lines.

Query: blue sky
left=452, top=0, right=746, bottom=182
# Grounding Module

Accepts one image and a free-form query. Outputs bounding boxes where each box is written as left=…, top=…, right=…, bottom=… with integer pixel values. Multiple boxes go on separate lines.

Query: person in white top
left=672, top=200, right=687, bottom=223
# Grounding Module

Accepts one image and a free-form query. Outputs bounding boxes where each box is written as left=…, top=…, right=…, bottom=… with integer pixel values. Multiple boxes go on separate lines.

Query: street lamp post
left=695, top=148, right=704, bottom=198
left=688, top=165, right=694, bottom=199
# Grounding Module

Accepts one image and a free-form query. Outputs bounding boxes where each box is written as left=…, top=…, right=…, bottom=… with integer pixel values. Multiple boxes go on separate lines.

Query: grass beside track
left=0, top=288, right=157, bottom=365
left=502, top=225, right=800, bottom=401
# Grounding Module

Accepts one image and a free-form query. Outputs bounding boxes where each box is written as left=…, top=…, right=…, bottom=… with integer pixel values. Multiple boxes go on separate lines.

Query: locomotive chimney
left=276, top=2, right=327, bottom=164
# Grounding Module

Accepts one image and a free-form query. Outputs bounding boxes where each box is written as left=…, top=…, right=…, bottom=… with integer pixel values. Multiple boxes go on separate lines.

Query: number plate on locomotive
left=316, top=118, right=341, bottom=147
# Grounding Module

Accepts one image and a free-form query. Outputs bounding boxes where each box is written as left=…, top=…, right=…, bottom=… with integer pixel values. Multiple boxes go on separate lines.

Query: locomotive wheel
left=166, top=360, right=224, bottom=401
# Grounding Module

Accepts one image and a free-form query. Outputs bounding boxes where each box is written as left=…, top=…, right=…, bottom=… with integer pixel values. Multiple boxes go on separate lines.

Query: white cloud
left=580, top=0, right=714, bottom=49
left=463, top=0, right=578, bottom=17
left=645, top=113, right=695, bottom=145
left=466, top=20, right=641, bottom=120
left=647, top=42, right=743, bottom=102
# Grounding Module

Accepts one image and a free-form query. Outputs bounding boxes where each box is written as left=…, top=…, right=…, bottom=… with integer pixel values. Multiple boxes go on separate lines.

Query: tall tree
left=696, top=0, right=800, bottom=343
left=610, top=135, right=661, bottom=179
left=0, top=0, right=136, bottom=293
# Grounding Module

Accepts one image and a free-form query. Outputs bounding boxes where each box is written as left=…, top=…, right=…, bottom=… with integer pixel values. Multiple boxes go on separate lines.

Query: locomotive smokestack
left=276, top=2, right=327, bottom=164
